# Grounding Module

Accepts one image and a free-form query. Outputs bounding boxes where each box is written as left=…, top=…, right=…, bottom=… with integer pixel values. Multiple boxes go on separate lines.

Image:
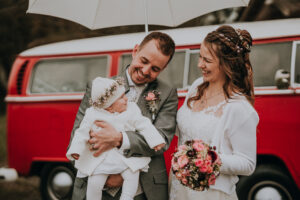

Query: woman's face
left=198, top=42, right=226, bottom=84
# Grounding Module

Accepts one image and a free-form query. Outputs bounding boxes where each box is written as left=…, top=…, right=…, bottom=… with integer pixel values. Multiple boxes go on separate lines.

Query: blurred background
left=0, top=0, right=300, bottom=199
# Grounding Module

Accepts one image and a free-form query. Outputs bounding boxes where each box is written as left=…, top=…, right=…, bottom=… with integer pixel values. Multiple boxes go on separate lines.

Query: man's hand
left=153, top=143, right=165, bottom=152
left=105, top=174, right=124, bottom=188
left=88, top=121, right=123, bottom=157
left=71, top=153, right=80, bottom=160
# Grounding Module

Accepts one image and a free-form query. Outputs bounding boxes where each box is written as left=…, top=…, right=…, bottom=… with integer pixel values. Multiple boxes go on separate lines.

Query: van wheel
left=40, top=163, right=75, bottom=200
left=236, top=164, right=299, bottom=200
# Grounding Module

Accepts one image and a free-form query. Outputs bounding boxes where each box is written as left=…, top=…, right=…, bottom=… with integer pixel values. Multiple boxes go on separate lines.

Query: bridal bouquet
left=171, top=139, right=222, bottom=191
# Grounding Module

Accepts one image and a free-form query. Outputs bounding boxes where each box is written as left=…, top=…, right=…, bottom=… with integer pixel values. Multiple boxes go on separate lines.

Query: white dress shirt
left=118, top=69, right=147, bottom=151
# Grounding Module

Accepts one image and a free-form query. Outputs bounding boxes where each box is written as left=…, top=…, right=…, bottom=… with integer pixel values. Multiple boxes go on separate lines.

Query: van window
left=188, top=51, right=202, bottom=86
left=158, top=51, right=185, bottom=88
left=118, top=54, right=132, bottom=74
left=250, top=42, right=292, bottom=87
left=295, top=43, right=300, bottom=84
left=30, top=56, right=109, bottom=93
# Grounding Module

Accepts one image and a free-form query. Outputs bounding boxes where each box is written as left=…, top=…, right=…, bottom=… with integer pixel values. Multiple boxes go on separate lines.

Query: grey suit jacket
left=68, top=67, right=178, bottom=200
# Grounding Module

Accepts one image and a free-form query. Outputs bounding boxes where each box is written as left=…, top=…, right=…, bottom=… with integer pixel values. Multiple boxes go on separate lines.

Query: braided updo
left=187, top=25, right=255, bottom=108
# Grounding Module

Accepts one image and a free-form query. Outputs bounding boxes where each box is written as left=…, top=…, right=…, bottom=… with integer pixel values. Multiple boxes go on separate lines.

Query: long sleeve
left=219, top=108, right=259, bottom=176
left=67, top=82, right=92, bottom=151
left=66, top=108, right=95, bottom=160
left=129, top=103, right=165, bottom=148
left=125, top=87, right=178, bottom=157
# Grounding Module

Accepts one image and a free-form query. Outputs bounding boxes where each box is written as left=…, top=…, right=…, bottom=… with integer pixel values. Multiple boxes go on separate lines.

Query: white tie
left=126, top=86, right=138, bottom=102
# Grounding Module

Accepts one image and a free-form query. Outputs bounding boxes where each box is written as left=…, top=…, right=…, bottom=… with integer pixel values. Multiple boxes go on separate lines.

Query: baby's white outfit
left=66, top=102, right=165, bottom=200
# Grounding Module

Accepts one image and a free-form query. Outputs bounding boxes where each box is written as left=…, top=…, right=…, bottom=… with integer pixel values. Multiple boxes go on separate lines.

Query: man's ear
left=132, top=44, right=139, bottom=58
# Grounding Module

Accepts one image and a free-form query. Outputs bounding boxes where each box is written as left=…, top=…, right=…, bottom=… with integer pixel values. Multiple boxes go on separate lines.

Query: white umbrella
left=27, top=0, right=250, bottom=33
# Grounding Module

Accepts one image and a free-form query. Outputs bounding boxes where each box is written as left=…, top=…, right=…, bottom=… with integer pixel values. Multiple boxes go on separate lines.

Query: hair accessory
left=235, top=29, right=251, bottom=52
left=235, top=29, right=244, bottom=41
left=89, top=77, right=125, bottom=109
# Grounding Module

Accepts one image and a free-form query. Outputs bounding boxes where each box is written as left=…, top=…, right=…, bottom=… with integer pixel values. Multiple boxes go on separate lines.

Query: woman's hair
left=187, top=25, right=255, bottom=108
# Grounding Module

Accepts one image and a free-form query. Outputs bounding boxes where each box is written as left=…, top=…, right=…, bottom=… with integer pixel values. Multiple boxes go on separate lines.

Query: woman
left=169, top=25, right=259, bottom=200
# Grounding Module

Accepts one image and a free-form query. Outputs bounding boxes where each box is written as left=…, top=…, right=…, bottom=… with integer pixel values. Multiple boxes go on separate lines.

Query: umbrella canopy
left=27, top=0, right=250, bottom=33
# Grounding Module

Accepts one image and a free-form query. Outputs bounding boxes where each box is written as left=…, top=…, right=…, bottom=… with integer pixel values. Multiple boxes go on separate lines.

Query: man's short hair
left=139, top=32, right=175, bottom=64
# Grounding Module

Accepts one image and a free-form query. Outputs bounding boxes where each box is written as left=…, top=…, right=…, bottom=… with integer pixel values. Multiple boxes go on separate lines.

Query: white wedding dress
left=169, top=87, right=238, bottom=200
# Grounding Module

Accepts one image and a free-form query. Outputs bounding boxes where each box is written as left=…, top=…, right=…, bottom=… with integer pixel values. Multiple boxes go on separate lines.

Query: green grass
left=0, top=114, right=7, bottom=166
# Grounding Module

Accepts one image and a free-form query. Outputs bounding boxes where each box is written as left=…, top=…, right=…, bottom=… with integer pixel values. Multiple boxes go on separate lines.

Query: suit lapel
left=119, top=66, right=130, bottom=94
left=137, top=79, right=158, bottom=120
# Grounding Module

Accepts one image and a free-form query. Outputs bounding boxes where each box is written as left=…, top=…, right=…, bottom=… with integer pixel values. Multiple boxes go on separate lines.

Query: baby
left=66, top=77, right=165, bottom=200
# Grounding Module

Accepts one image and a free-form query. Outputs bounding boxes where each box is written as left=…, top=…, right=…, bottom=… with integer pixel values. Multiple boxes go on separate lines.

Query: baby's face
left=107, top=93, right=128, bottom=113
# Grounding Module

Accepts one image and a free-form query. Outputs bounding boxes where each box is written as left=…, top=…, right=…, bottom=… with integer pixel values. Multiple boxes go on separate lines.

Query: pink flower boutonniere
left=144, top=90, right=161, bottom=120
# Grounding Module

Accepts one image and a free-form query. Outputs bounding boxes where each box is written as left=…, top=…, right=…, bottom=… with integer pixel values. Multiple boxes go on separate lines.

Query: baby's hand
left=71, top=153, right=80, bottom=160
left=154, top=143, right=165, bottom=152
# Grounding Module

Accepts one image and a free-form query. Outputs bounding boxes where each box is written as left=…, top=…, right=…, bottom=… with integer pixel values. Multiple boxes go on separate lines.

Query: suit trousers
left=72, top=177, right=147, bottom=200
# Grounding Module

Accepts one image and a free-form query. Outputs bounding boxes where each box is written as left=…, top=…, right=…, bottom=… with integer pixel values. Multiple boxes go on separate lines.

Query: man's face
left=128, top=40, right=170, bottom=85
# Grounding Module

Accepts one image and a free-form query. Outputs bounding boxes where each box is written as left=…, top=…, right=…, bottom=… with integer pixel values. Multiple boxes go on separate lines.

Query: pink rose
left=193, top=141, right=205, bottom=152
left=205, top=159, right=212, bottom=166
left=200, top=165, right=208, bottom=173
left=181, top=169, right=190, bottom=176
left=206, top=154, right=212, bottom=161
left=214, top=154, right=222, bottom=165
left=207, top=166, right=213, bottom=173
left=208, top=174, right=216, bottom=185
left=194, top=158, right=204, bottom=167
left=172, top=162, right=179, bottom=171
left=181, top=178, right=188, bottom=185
left=177, top=155, right=189, bottom=168
left=178, top=144, right=187, bottom=151
left=146, top=92, right=156, bottom=101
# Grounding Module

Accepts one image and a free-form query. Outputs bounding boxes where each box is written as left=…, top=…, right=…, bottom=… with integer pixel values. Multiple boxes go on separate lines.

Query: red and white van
left=5, top=18, right=300, bottom=200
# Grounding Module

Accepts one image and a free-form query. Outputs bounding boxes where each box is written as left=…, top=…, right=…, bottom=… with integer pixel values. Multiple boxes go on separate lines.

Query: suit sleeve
left=125, top=87, right=178, bottom=157
left=67, top=82, right=91, bottom=151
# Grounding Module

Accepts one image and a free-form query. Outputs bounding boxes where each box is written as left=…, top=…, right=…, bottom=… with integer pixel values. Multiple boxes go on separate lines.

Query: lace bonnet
left=90, top=77, right=125, bottom=109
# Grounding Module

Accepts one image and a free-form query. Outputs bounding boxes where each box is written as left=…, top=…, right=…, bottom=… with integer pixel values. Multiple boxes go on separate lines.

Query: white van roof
left=21, top=18, right=300, bottom=57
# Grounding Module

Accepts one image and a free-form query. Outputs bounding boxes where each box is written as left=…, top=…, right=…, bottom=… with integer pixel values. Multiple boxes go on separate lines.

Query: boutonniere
left=144, top=90, right=161, bottom=120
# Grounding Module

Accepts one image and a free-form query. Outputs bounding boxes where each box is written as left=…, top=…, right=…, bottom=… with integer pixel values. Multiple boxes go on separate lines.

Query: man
left=68, top=31, right=178, bottom=200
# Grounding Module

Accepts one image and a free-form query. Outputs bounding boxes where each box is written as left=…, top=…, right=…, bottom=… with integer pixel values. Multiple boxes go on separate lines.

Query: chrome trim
left=291, top=41, right=297, bottom=87
left=254, top=89, right=294, bottom=95
left=5, top=88, right=298, bottom=103
left=5, top=95, right=83, bottom=102
left=178, top=92, right=187, bottom=97
left=291, top=41, right=300, bottom=87
left=177, top=88, right=295, bottom=97
left=183, top=49, right=190, bottom=89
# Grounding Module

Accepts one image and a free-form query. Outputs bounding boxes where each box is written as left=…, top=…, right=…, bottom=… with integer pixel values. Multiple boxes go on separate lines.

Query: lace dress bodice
left=170, top=96, right=228, bottom=200
left=177, top=100, right=226, bottom=146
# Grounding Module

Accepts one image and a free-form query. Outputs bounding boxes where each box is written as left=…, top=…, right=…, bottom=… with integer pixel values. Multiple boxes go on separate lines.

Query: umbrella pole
left=144, top=0, right=149, bottom=34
